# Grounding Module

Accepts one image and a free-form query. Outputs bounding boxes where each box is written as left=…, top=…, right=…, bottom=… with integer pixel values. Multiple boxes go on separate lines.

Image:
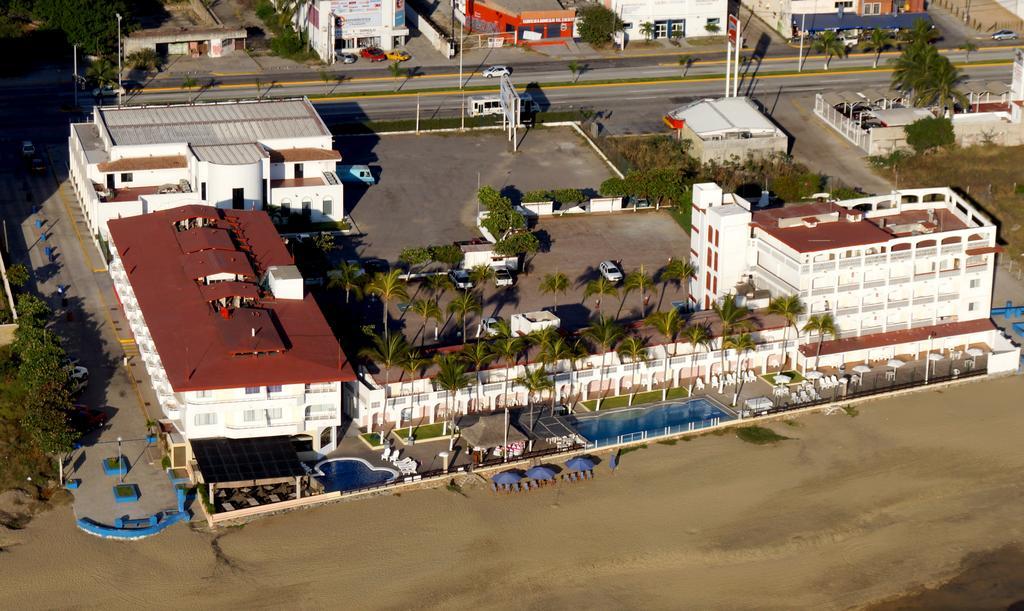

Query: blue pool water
left=571, top=398, right=733, bottom=447
left=315, top=458, right=397, bottom=493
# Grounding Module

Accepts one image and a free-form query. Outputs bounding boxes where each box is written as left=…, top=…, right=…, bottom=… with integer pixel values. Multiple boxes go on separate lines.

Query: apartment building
left=69, top=99, right=345, bottom=242
left=107, top=205, right=355, bottom=467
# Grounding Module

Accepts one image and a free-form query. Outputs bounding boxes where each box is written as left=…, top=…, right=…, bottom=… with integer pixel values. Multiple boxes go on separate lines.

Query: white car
left=21, top=141, right=35, bottom=158
left=449, top=269, right=474, bottom=290
left=482, top=65, right=511, bottom=78
left=494, top=267, right=514, bottom=287
left=92, top=84, right=125, bottom=98
left=599, top=260, right=623, bottom=283
left=69, top=366, right=89, bottom=393
left=991, top=29, right=1018, bottom=40
left=477, top=316, right=503, bottom=338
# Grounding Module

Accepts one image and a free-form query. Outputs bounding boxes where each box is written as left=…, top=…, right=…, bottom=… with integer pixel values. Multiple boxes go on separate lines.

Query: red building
left=858, top=0, right=925, bottom=16
left=465, top=0, right=575, bottom=44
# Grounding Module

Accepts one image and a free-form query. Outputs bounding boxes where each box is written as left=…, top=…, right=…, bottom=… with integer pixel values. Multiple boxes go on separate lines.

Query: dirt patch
left=0, top=489, right=50, bottom=530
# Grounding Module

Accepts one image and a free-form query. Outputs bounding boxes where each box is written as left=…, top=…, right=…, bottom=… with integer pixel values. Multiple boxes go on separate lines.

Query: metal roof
left=666, top=97, right=782, bottom=137
left=192, top=143, right=267, bottom=165
left=192, top=436, right=306, bottom=485
left=97, top=99, right=330, bottom=147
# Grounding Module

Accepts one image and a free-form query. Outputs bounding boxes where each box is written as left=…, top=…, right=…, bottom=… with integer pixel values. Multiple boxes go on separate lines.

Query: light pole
left=798, top=13, right=806, bottom=72
left=117, top=436, right=124, bottom=484
left=73, top=44, right=78, bottom=108
left=116, top=12, right=123, bottom=107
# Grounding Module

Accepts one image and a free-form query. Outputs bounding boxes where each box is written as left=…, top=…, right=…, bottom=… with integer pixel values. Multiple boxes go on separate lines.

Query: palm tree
left=409, top=299, right=442, bottom=346
left=180, top=75, right=198, bottom=102
left=460, top=341, right=494, bottom=412
left=434, top=354, right=471, bottom=450
left=678, top=55, right=696, bottom=77
left=448, top=291, right=482, bottom=341
left=515, top=367, right=553, bottom=408
left=724, top=333, right=756, bottom=407
left=360, top=333, right=411, bottom=433
left=617, top=336, right=650, bottom=405
left=802, top=313, right=837, bottom=371
left=767, top=295, right=804, bottom=373
left=863, top=28, right=894, bottom=69
left=646, top=308, right=683, bottom=400
left=639, top=21, right=654, bottom=41
left=425, top=273, right=452, bottom=304
left=712, top=295, right=751, bottom=391
left=468, top=264, right=495, bottom=286
left=657, top=258, right=696, bottom=309
left=623, top=265, right=655, bottom=318
left=563, top=338, right=590, bottom=406
left=583, top=316, right=625, bottom=410
left=539, top=271, right=569, bottom=311
left=960, top=41, right=977, bottom=63
left=399, top=350, right=431, bottom=437
left=915, top=57, right=968, bottom=110
left=905, top=17, right=937, bottom=47
left=490, top=333, right=523, bottom=410
left=86, top=59, right=117, bottom=89
left=890, top=42, right=933, bottom=95
left=528, top=326, right=561, bottom=356
left=584, top=277, right=619, bottom=312
left=319, top=70, right=333, bottom=96
left=538, top=336, right=575, bottom=408
left=568, top=60, right=580, bottom=83
left=327, top=261, right=365, bottom=304
left=366, top=270, right=409, bottom=340
left=387, top=60, right=407, bottom=91
left=813, top=31, right=848, bottom=70
left=681, top=324, right=711, bottom=396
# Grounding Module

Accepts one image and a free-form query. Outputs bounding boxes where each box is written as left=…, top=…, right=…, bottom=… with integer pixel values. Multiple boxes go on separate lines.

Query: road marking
left=143, top=70, right=471, bottom=93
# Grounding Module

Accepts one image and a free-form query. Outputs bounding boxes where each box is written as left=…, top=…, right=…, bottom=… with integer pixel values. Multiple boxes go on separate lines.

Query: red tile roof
left=752, top=203, right=893, bottom=253
left=268, top=148, right=342, bottom=163
left=798, top=319, right=996, bottom=357
left=97, top=155, right=188, bottom=172
left=175, top=226, right=235, bottom=254
left=270, top=177, right=326, bottom=188
left=109, top=206, right=355, bottom=391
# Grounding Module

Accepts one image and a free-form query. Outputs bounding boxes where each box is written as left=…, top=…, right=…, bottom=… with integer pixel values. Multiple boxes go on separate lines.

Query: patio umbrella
left=491, top=471, right=523, bottom=485
left=966, top=347, right=985, bottom=357
left=804, top=371, right=824, bottom=380
left=927, top=353, right=944, bottom=361
left=886, top=359, right=905, bottom=368
left=566, top=456, right=596, bottom=472
left=525, top=466, right=556, bottom=481
left=774, top=374, right=792, bottom=384
left=852, top=365, right=872, bottom=374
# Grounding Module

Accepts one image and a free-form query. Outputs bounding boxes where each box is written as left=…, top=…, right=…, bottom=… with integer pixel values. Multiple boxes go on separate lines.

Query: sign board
left=520, top=29, right=542, bottom=41
left=332, top=0, right=382, bottom=13
left=395, top=0, right=405, bottom=27
left=727, top=14, right=739, bottom=44
left=498, top=73, right=519, bottom=126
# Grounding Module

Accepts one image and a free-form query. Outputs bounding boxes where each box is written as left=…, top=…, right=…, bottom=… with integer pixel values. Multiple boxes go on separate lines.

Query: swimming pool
left=570, top=398, right=733, bottom=448
left=314, top=458, right=398, bottom=493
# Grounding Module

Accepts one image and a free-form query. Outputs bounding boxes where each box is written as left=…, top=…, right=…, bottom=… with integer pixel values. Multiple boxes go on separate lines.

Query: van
left=337, top=164, right=375, bottom=185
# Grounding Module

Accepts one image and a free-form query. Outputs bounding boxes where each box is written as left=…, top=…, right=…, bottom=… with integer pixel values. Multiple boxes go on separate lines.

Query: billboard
left=395, top=0, right=405, bottom=27
left=332, top=0, right=382, bottom=12
left=727, top=14, right=739, bottom=43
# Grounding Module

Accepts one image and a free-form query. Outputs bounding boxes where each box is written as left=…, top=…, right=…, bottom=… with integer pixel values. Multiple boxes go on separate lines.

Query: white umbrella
left=966, top=347, right=985, bottom=357
left=886, top=359, right=905, bottom=368
left=927, top=352, right=944, bottom=361
left=774, top=374, right=792, bottom=384
left=804, top=371, right=824, bottom=380
left=852, top=365, right=872, bottom=374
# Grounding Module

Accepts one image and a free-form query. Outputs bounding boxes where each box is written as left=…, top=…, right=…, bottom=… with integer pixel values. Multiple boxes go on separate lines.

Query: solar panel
left=191, top=436, right=305, bottom=484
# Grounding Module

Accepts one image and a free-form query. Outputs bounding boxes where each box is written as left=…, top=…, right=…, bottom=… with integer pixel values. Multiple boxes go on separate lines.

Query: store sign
left=727, top=14, right=739, bottom=43
left=331, top=0, right=382, bottom=13
left=335, top=11, right=382, bottom=29
left=521, top=16, right=568, bottom=24
left=395, top=0, right=405, bottom=27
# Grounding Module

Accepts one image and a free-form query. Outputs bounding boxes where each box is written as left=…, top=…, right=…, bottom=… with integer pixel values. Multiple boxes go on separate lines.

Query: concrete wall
left=685, top=127, right=789, bottom=163
left=405, top=4, right=455, bottom=58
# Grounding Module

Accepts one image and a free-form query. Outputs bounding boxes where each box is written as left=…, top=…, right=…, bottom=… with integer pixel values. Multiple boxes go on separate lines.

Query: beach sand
left=3, top=376, right=1024, bottom=609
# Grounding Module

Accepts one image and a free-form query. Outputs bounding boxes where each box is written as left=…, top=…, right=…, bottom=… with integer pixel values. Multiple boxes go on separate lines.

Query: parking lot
left=338, top=127, right=616, bottom=262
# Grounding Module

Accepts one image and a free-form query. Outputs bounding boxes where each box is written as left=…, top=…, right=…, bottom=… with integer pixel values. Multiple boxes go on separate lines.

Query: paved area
left=0, top=144, right=181, bottom=527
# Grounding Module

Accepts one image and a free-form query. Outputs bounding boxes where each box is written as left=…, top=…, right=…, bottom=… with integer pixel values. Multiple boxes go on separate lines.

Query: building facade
left=605, top=0, right=727, bottom=41
left=107, top=206, right=356, bottom=466
left=460, top=0, right=576, bottom=44
left=68, top=99, right=345, bottom=242
left=299, top=0, right=410, bottom=61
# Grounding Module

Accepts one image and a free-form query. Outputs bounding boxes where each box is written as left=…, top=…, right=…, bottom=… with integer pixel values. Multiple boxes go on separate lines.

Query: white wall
left=270, top=183, right=345, bottom=221
left=206, top=161, right=263, bottom=210
left=613, top=0, right=728, bottom=38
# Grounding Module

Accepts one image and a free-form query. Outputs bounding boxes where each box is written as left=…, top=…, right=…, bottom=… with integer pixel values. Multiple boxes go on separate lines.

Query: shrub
left=127, top=48, right=161, bottom=71
left=577, top=4, right=624, bottom=46
left=770, top=171, right=822, bottom=202
left=904, top=116, right=955, bottom=155
left=600, top=177, right=629, bottom=197
left=552, top=188, right=584, bottom=204
left=5, top=263, right=29, bottom=288
left=522, top=190, right=552, bottom=202
left=429, top=244, right=463, bottom=266
left=399, top=246, right=432, bottom=268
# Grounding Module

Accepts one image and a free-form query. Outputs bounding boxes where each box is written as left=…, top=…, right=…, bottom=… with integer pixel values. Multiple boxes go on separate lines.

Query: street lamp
left=116, top=12, right=123, bottom=107
left=117, top=436, right=124, bottom=484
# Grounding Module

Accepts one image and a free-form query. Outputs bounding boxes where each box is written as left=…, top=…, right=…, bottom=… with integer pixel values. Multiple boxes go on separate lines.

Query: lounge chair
left=381, top=448, right=391, bottom=461
left=491, top=482, right=498, bottom=493
left=695, top=378, right=705, bottom=391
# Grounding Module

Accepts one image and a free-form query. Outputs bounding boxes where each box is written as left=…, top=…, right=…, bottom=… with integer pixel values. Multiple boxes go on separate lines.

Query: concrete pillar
left=295, top=476, right=302, bottom=499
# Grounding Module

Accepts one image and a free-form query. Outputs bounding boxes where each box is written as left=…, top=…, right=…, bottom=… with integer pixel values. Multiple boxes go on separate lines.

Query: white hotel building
left=107, top=205, right=356, bottom=469
left=68, top=99, right=345, bottom=243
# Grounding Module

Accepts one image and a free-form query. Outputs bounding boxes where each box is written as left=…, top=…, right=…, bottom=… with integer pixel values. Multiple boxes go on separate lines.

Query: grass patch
left=735, top=426, right=790, bottom=445
left=656, top=438, right=678, bottom=445
left=618, top=444, right=647, bottom=455
left=842, top=405, right=859, bottom=417
left=762, top=370, right=804, bottom=385
left=782, top=419, right=802, bottom=428
left=582, top=387, right=689, bottom=411
left=359, top=432, right=385, bottom=447
left=396, top=422, right=448, bottom=441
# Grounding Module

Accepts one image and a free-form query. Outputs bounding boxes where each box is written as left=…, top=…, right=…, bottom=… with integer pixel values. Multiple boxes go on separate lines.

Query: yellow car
left=386, top=50, right=411, bottom=61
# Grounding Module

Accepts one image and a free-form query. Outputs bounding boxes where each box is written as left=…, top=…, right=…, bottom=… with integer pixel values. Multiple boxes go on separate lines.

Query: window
left=200, top=182, right=207, bottom=200
left=266, top=407, right=283, bottom=420
left=834, top=0, right=853, bottom=7
left=294, top=163, right=304, bottom=179
left=232, top=187, right=244, bottom=210
left=243, top=409, right=259, bottom=422
left=706, top=17, right=720, bottom=27
left=306, top=404, right=335, bottom=419
left=120, top=173, right=133, bottom=183
left=245, top=386, right=261, bottom=395
left=194, top=390, right=212, bottom=399
left=968, top=302, right=977, bottom=312
left=320, top=427, right=332, bottom=448
left=281, top=198, right=291, bottom=214
left=193, top=412, right=217, bottom=426
left=322, top=198, right=333, bottom=216
left=969, top=278, right=980, bottom=288
left=268, top=385, right=283, bottom=393
left=400, top=407, right=413, bottom=421
left=301, top=198, right=312, bottom=218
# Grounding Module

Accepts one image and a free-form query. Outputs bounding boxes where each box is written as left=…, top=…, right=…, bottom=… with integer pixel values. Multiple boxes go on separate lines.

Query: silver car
left=599, top=260, right=623, bottom=283
left=482, top=65, right=511, bottom=78
left=991, top=29, right=1018, bottom=40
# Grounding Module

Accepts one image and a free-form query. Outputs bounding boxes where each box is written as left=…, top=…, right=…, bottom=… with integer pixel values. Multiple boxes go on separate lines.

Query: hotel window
left=201, top=182, right=207, bottom=200
left=243, top=409, right=259, bottom=422
left=268, top=385, right=283, bottom=393
left=306, top=404, right=335, bottom=419
left=266, top=407, right=283, bottom=420
left=194, top=390, right=212, bottom=399
left=322, top=198, right=333, bottom=216
left=245, top=386, right=261, bottom=395
left=969, top=278, right=980, bottom=288
left=281, top=198, right=291, bottom=214
left=120, top=173, right=133, bottom=183
left=301, top=198, right=312, bottom=218
left=193, top=412, right=217, bottom=426
left=968, top=302, right=977, bottom=311
left=232, top=187, right=244, bottom=210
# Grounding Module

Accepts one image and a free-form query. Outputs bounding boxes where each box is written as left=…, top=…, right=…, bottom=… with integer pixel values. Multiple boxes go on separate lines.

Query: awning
left=458, top=413, right=527, bottom=449
left=191, top=436, right=306, bottom=486
left=793, top=12, right=931, bottom=33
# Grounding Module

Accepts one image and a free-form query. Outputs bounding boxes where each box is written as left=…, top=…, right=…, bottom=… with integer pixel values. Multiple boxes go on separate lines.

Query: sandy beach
left=3, top=376, right=1024, bottom=609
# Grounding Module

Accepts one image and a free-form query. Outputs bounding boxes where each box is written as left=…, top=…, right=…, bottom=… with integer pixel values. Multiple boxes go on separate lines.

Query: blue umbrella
left=491, top=471, right=523, bottom=485
left=525, top=466, right=556, bottom=481
left=566, top=456, right=596, bottom=472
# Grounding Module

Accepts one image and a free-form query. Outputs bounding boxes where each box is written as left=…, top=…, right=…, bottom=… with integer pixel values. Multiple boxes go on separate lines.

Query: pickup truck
left=337, top=164, right=376, bottom=185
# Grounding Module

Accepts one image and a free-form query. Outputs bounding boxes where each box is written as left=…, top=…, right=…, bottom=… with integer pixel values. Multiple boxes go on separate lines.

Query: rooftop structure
left=664, top=97, right=788, bottom=164
left=68, top=99, right=345, bottom=241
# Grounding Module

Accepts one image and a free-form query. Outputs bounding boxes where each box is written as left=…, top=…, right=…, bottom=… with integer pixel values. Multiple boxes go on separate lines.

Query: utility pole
left=416, top=93, right=420, bottom=133
left=458, top=19, right=464, bottom=89
left=724, top=32, right=731, bottom=97
left=798, top=13, right=806, bottom=72
left=116, top=13, right=123, bottom=107
left=733, top=17, right=741, bottom=98
left=73, top=44, right=78, bottom=108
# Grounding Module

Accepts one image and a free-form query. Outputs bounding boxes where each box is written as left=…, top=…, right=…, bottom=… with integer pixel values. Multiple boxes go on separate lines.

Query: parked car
left=482, top=65, right=512, bottom=78
left=599, top=260, right=623, bottom=283
left=20, top=141, right=35, bottom=158
left=840, top=34, right=858, bottom=48
left=477, top=316, right=503, bottom=338
left=449, top=269, right=474, bottom=290
left=991, top=29, right=1018, bottom=40
left=30, top=157, right=46, bottom=173
left=337, top=164, right=375, bottom=185
left=67, top=404, right=108, bottom=436
left=494, top=267, right=514, bottom=287
left=69, top=365, right=89, bottom=394
left=363, top=258, right=389, bottom=274
left=92, top=84, right=124, bottom=98
left=336, top=51, right=358, bottom=64
left=386, top=49, right=411, bottom=61
left=360, top=47, right=387, bottom=62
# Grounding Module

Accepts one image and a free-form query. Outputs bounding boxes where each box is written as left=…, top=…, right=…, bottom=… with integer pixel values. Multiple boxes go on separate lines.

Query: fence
left=813, top=94, right=872, bottom=152
left=584, top=416, right=724, bottom=449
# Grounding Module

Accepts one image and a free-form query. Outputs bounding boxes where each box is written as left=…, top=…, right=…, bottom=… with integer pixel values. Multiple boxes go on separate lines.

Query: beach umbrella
left=566, top=456, right=596, bottom=472
left=774, top=374, right=792, bottom=384
left=966, top=347, right=985, bottom=357
left=927, top=353, right=944, bottom=361
left=852, top=365, right=872, bottom=374
left=886, top=359, right=905, bottom=369
left=804, top=371, right=824, bottom=380
left=491, top=471, right=523, bottom=485
left=525, top=466, right=556, bottom=481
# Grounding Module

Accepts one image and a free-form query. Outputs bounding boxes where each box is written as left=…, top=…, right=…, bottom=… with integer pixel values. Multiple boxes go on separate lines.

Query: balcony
left=938, top=268, right=962, bottom=278
left=938, top=293, right=959, bottom=302
left=811, top=286, right=834, bottom=297
left=812, top=261, right=837, bottom=273
left=837, top=283, right=860, bottom=292
left=887, top=299, right=909, bottom=308
left=863, top=278, right=887, bottom=289
left=912, top=295, right=934, bottom=305
left=862, top=303, right=885, bottom=312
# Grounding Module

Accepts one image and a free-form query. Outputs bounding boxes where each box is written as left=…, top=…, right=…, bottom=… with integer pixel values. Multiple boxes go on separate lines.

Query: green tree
left=515, top=366, right=553, bottom=408
left=399, top=350, right=431, bottom=438
left=312, top=232, right=334, bottom=253
left=712, top=295, right=751, bottom=391
left=600, top=176, right=630, bottom=197
left=960, top=41, right=978, bottom=63
left=21, top=398, right=76, bottom=486
left=387, top=60, right=408, bottom=91
left=767, top=294, right=804, bottom=373
left=478, top=186, right=525, bottom=240
left=724, top=333, right=756, bottom=407
left=327, top=261, right=365, bottom=304
left=319, top=69, right=333, bottom=96
left=617, top=335, right=650, bottom=404
left=914, top=59, right=967, bottom=110
left=425, top=273, right=452, bottom=304
left=359, top=332, right=411, bottom=400
left=538, top=337, right=575, bottom=408
left=428, top=244, right=463, bottom=266
left=813, top=31, right=848, bottom=70
left=448, top=291, right=482, bottom=340
left=434, top=353, right=471, bottom=449
left=181, top=75, right=198, bottom=103
left=539, top=271, right=569, bottom=311
left=366, top=270, right=409, bottom=340
left=460, top=341, right=495, bottom=412
left=646, top=308, right=683, bottom=400
left=576, top=4, right=624, bottom=46
left=490, top=331, right=524, bottom=410
left=623, top=265, right=655, bottom=318
left=494, top=231, right=540, bottom=258
left=567, top=60, right=580, bottom=83
left=127, top=48, right=161, bottom=72
left=34, top=0, right=130, bottom=56
left=639, top=21, right=654, bottom=41
left=15, top=294, right=51, bottom=331
left=904, top=117, right=955, bottom=154
left=681, top=324, right=711, bottom=395
left=905, top=17, right=937, bottom=46
left=802, top=313, right=837, bottom=370
left=398, top=246, right=432, bottom=272
left=408, top=299, right=442, bottom=346
left=468, top=264, right=495, bottom=286
left=86, top=58, right=117, bottom=89
left=583, top=315, right=625, bottom=409
left=5, top=263, right=29, bottom=288
left=584, top=277, right=619, bottom=312
left=657, top=258, right=695, bottom=308
left=863, top=28, right=894, bottom=69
